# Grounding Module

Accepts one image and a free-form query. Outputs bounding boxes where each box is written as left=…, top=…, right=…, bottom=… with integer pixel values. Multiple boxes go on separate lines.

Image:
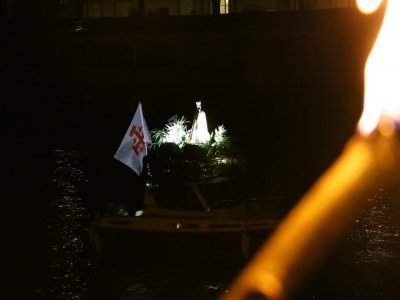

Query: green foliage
left=150, top=116, right=190, bottom=148
left=147, top=116, right=245, bottom=183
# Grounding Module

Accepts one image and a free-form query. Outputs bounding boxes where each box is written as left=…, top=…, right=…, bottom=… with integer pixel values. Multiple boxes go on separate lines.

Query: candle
left=221, top=1, right=400, bottom=299
left=222, top=132, right=399, bottom=300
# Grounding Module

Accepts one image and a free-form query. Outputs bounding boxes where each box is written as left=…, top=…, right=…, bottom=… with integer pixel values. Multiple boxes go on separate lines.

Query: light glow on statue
left=189, top=101, right=211, bottom=144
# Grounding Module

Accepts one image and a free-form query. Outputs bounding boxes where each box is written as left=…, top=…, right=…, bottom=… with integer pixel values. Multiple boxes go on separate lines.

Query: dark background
left=2, top=8, right=384, bottom=201
left=1, top=6, right=395, bottom=300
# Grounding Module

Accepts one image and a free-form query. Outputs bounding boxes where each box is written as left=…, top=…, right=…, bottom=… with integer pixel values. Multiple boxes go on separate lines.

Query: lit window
left=220, top=0, right=229, bottom=14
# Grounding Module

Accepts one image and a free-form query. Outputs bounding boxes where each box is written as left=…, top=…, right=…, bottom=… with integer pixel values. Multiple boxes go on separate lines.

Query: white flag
left=114, top=102, right=152, bottom=175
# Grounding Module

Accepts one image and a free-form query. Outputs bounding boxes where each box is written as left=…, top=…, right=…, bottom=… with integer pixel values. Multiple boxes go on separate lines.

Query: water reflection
left=35, top=150, right=399, bottom=299
left=86, top=259, right=232, bottom=300
left=39, top=150, right=90, bottom=300
left=348, top=188, right=400, bottom=264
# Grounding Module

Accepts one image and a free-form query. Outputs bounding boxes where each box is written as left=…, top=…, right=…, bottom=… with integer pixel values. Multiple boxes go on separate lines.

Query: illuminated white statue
left=189, top=101, right=210, bottom=144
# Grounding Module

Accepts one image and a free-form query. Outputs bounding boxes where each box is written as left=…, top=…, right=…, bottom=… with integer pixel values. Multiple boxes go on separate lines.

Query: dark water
left=295, top=189, right=400, bottom=300
left=36, top=150, right=91, bottom=300
left=4, top=149, right=400, bottom=299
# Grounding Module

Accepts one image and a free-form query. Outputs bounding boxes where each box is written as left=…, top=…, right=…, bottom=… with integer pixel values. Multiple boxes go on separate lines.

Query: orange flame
left=357, top=0, right=400, bottom=136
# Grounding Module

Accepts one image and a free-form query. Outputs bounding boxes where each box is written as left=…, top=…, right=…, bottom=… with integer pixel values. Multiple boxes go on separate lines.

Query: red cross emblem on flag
left=129, top=124, right=145, bottom=155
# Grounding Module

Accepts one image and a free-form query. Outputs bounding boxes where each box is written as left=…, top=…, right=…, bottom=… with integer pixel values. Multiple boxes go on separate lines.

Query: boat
left=89, top=176, right=285, bottom=264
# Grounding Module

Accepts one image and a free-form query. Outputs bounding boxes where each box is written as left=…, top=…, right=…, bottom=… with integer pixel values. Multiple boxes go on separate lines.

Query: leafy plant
left=147, top=114, right=245, bottom=183
left=151, top=116, right=190, bottom=148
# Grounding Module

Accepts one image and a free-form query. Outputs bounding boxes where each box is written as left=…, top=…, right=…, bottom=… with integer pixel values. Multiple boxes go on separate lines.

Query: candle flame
left=357, top=0, right=381, bottom=14
left=357, top=0, right=400, bottom=136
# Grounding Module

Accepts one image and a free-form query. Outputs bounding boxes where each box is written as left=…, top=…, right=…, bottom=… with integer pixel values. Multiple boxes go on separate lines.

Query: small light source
left=175, top=222, right=182, bottom=229
left=134, top=210, right=143, bottom=216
